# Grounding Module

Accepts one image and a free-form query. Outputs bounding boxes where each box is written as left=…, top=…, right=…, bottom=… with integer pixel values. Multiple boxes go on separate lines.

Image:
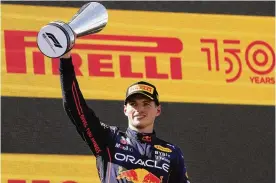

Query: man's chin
left=131, top=120, right=147, bottom=128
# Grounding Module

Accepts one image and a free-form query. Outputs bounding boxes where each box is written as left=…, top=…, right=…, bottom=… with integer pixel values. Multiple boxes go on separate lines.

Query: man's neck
left=128, top=124, right=154, bottom=134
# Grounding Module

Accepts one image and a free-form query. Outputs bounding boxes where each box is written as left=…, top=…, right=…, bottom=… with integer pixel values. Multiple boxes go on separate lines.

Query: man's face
left=124, top=94, right=161, bottom=130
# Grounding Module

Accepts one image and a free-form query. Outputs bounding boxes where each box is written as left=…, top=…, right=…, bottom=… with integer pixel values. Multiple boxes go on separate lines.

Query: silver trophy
left=37, top=2, right=108, bottom=58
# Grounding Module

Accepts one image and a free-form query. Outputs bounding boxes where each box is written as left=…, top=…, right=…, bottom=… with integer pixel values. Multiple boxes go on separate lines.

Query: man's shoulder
left=154, top=137, right=182, bottom=154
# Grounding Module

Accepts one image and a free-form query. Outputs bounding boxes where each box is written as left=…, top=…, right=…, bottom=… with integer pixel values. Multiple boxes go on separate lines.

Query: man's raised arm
left=59, top=51, right=113, bottom=156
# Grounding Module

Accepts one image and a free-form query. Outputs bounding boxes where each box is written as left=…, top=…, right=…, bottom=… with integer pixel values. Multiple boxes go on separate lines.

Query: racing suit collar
left=126, top=128, right=156, bottom=144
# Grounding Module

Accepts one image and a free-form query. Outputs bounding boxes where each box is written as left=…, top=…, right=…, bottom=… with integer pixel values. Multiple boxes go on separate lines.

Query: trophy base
left=37, top=21, right=76, bottom=58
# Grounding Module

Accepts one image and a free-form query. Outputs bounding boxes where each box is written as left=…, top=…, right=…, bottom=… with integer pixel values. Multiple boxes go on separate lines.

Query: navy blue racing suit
left=59, top=57, right=190, bottom=183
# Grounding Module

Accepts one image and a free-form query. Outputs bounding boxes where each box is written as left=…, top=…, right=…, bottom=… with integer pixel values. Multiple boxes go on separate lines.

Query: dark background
left=1, top=1, right=275, bottom=183
left=1, top=1, right=275, bottom=16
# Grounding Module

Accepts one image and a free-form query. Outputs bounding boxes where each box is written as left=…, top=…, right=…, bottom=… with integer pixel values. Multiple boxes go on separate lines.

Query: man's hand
left=60, top=51, right=71, bottom=59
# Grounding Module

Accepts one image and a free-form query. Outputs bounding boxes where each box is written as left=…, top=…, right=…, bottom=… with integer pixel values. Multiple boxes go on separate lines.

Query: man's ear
left=124, top=105, right=128, bottom=116
left=156, top=104, right=161, bottom=117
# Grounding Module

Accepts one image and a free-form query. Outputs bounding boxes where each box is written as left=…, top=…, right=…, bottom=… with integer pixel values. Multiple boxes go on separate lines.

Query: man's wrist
left=60, top=51, right=71, bottom=59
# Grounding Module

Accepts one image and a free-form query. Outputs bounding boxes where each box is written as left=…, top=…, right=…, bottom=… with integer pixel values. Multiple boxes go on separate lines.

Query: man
left=59, top=51, right=190, bottom=183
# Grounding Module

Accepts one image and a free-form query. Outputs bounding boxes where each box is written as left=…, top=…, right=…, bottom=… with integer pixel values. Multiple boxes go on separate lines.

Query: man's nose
left=135, top=104, right=145, bottom=112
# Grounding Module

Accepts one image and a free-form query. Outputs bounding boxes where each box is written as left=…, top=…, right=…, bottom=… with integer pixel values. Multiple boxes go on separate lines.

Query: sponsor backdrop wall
left=1, top=1, right=275, bottom=183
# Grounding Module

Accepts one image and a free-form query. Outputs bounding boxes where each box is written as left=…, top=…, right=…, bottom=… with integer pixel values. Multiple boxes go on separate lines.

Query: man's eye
left=144, top=102, right=150, bottom=106
left=130, top=103, right=136, bottom=106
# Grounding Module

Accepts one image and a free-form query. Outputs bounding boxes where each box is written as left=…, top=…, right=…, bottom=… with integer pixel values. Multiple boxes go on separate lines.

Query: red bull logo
left=117, top=168, right=163, bottom=183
